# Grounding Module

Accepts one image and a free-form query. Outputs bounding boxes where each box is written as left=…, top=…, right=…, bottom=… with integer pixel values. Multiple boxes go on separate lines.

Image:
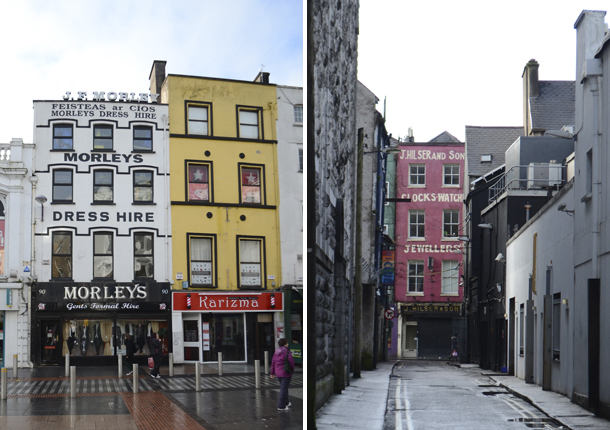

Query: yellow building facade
left=149, top=62, right=284, bottom=364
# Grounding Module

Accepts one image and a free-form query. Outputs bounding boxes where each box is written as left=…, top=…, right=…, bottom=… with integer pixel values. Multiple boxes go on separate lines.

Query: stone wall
left=312, top=0, right=360, bottom=412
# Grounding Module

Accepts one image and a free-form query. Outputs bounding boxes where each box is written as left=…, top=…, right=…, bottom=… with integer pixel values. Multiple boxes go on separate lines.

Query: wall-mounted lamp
left=478, top=223, right=493, bottom=229
left=35, top=195, right=47, bottom=221
left=458, top=236, right=470, bottom=242
left=495, top=253, right=506, bottom=263
left=562, top=298, right=569, bottom=308
left=557, top=203, right=574, bottom=214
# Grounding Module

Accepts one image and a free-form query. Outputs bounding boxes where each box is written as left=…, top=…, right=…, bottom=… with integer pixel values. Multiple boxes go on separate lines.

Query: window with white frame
left=190, top=236, right=214, bottom=286
left=238, top=109, right=260, bottom=139
left=443, top=164, right=460, bottom=186
left=409, top=210, right=425, bottom=238
left=188, top=105, right=209, bottom=135
left=443, top=210, right=459, bottom=238
left=409, top=164, right=425, bottom=186
left=134, top=233, right=154, bottom=279
left=93, top=232, right=113, bottom=279
left=239, top=239, right=262, bottom=287
left=441, top=260, right=459, bottom=294
left=298, top=148, right=303, bottom=171
left=408, top=260, right=424, bottom=293
left=294, top=105, right=303, bottom=124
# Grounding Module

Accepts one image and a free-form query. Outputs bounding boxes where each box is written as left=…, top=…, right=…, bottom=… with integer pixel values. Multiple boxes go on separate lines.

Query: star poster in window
left=189, top=165, right=209, bottom=201
left=241, top=168, right=261, bottom=203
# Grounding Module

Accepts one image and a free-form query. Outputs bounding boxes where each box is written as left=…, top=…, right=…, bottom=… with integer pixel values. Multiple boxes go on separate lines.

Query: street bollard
left=13, top=355, right=17, bottom=379
left=70, top=366, right=76, bottom=398
left=169, top=353, right=174, bottom=377
left=133, top=365, right=139, bottom=393
left=218, top=352, right=223, bottom=376
left=264, top=351, right=269, bottom=375
left=118, top=353, right=123, bottom=378
left=195, top=361, right=201, bottom=392
left=65, top=353, right=70, bottom=377
left=255, top=360, right=260, bottom=389
left=1, top=368, right=6, bottom=400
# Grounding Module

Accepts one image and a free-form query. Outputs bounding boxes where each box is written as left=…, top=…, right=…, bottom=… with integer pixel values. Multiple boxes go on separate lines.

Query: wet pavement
left=0, top=363, right=303, bottom=429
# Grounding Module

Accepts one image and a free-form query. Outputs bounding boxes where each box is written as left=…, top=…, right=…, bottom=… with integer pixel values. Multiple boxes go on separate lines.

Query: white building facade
left=276, top=85, right=303, bottom=358
left=30, top=95, right=171, bottom=367
left=0, top=139, right=35, bottom=369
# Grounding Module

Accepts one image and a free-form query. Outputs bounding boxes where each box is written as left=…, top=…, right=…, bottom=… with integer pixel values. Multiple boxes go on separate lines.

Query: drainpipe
left=592, top=76, right=602, bottom=279
left=162, top=113, right=171, bottom=285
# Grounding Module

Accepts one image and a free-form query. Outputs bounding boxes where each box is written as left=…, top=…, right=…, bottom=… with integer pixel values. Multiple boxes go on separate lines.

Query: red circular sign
left=384, top=308, right=395, bottom=320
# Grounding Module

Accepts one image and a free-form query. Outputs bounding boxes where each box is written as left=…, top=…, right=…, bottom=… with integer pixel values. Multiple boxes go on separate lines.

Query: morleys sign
left=62, top=91, right=159, bottom=103
left=173, top=291, right=283, bottom=312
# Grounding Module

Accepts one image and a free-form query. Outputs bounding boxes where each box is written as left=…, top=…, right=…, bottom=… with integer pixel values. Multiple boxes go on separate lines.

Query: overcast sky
left=358, top=1, right=609, bottom=143
left=0, top=1, right=303, bottom=143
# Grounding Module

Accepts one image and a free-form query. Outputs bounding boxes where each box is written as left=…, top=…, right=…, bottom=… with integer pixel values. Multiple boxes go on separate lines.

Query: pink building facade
left=394, top=142, right=465, bottom=359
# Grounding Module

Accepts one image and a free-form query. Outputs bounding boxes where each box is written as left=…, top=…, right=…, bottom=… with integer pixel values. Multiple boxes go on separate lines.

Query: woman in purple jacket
left=270, top=338, right=295, bottom=411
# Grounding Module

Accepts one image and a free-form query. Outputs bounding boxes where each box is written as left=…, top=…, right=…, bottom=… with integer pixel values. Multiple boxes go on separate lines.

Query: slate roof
left=530, top=81, right=575, bottom=132
left=465, top=126, right=525, bottom=179
left=428, top=131, right=461, bottom=143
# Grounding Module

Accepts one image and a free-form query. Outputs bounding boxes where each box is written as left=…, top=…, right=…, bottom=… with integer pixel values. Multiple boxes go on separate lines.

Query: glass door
left=41, top=319, right=61, bottom=365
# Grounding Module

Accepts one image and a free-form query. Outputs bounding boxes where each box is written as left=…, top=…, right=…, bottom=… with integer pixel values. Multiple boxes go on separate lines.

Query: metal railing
left=488, top=164, right=566, bottom=204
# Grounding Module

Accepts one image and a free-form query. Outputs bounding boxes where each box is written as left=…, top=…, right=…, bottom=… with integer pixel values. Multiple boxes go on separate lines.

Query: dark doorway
left=40, top=319, right=60, bottom=365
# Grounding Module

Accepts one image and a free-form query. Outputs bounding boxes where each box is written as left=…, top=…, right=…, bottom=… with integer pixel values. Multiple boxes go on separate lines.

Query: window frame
left=443, top=209, right=460, bottom=238
left=133, top=232, right=154, bottom=280
left=441, top=260, right=459, bottom=295
left=93, top=232, right=114, bottom=280
left=407, top=260, right=424, bottom=294
left=409, top=164, right=426, bottom=187
left=93, top=124, right=114, bottom=151
left=133, top=170, right=154, bottom=204
left=298, top=147, right=303, bottom=172
left=236, top=106, right=263, bottom=139
left=186, top=102, right=212, bottom=136
left=52, top=231, right=73, bottom=280
left=443, top=164, right=460, bottom=187
left=236, top=236, right=266, bottom=289
left=53, top=123, right=74, bottom=150
left=52, top=169, right=74, bottom=203
left=293, top=105, right=303, bottom=124
left=185, top=161, right=213, bottom=202
left=93, top=169, right=114, bottom=204
left=187, top=233, right=217, bottom=288
left=408, top=210, right=425, bottom=239
left=553, top=293, right=561, bottom=362
left=238, top=163, right=265, bottom=205
left=133, top=125, right=153, bottom=152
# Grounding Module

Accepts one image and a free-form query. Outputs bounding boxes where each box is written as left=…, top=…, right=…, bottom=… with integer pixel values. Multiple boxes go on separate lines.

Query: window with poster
left=239, top=164, right=265, bottom=205
left=186, top=162, right=212, bottom=202
left=237, top=237, right=265, bottom=289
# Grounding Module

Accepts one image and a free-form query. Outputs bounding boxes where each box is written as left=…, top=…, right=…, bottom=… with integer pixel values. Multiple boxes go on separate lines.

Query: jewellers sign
left=173, top=291, right=283, bottom=312
left=401, top=303, right=462, bottom=313
left=34, top=282, right=171, bottom=312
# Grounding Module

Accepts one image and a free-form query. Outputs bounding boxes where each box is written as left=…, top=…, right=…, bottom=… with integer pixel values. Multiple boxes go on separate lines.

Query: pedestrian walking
left=450, top=333, right=459, bottom=361
left=150, top=332, right=162, bottom=379
left=125, top=333, right=135, bottom=376
left=270, top=338, right=295, bottom=411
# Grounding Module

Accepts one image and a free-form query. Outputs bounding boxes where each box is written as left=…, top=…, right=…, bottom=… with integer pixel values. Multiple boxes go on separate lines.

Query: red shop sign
left=173, top=292, right=283, bottom=312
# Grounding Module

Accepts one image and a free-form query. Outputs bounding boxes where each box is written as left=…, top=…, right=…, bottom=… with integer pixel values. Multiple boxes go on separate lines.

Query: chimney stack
left=254, top=71, right=270, bottom=84
left=149, top=60, right=167, bottom=100
left=523, top=59, right=539, bottom=98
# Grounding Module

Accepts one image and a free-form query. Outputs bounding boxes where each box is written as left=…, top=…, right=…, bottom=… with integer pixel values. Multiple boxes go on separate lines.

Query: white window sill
left=407, top=292, right=424, bottom=296
left=407, top=238, right=426, bottom=241
left=440, top=293, right=459, bottom=297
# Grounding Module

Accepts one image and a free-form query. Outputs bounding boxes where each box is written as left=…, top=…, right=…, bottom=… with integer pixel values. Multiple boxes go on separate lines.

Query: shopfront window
left=202, top=313, right=245, bottom=362
left=62, top=319, right=168, bottom=357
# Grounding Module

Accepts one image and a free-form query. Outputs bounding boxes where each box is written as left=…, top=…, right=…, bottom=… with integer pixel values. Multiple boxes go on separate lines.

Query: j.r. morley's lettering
left=62, top=92, right=160, bottom=103
left=64, top=284, right=147, bottom=300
